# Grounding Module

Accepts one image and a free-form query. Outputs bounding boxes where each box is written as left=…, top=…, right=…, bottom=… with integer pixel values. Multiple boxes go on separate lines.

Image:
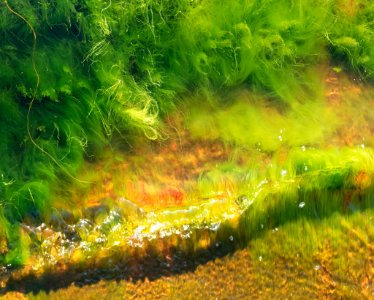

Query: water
left=2, top=71, right=374, bottom=298
left=1, top=1, right=374, bottom=298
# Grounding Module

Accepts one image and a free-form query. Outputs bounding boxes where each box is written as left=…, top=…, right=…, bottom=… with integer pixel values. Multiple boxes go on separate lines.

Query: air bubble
left=95, top=237, right=106, bottom=244
left=210, top=223, right=220, bottom=231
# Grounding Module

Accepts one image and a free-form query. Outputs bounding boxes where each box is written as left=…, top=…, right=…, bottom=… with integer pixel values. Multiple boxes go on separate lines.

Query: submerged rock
left=83, top=204, right=111, bottom=223
left=48, top=210, right=75, bottom=229
left=116, top=197, right=145, bottom=219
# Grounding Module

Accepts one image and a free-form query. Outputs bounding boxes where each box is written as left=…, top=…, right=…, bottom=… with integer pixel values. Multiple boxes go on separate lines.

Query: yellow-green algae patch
left=1, top=146, right=373, bottom=292
left=1, top=1, right=374, bottom=297
left=1, top=71, right=374, bottom=295
left=5, top=210, right=372, bottom=299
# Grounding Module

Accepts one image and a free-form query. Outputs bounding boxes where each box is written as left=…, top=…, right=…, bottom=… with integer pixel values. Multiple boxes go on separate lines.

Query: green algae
left=329, top=0, right=374, bottom=78
left=1, top=150, right=373, bottom=297
left=18, top=210, right=372, bottom=299
left=185, top=87, right=336, bottom=151
left=1, top=0, right=374, bottom=269
left=0, top=145, right=372, bottom=287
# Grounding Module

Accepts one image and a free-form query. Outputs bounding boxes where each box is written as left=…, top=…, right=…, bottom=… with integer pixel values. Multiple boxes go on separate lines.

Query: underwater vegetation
left=0, top=0, right=374, bottom=269
left=1, top=144, right=374, bottom=294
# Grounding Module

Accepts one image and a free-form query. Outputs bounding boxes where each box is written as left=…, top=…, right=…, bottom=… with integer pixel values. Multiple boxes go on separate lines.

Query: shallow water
left=2, top=1, right=374, bottom=298
left=4, top=211, right=373, bottom=299
left=1, top=70, right=374, bottom=298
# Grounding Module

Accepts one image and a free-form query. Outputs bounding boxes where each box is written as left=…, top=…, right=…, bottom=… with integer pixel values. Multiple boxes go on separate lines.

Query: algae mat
left=1, top=70, right=374, bottom=298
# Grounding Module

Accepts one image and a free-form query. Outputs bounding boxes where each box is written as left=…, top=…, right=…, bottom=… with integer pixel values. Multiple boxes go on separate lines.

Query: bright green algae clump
left=0, top=0, right=374, bottom=266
